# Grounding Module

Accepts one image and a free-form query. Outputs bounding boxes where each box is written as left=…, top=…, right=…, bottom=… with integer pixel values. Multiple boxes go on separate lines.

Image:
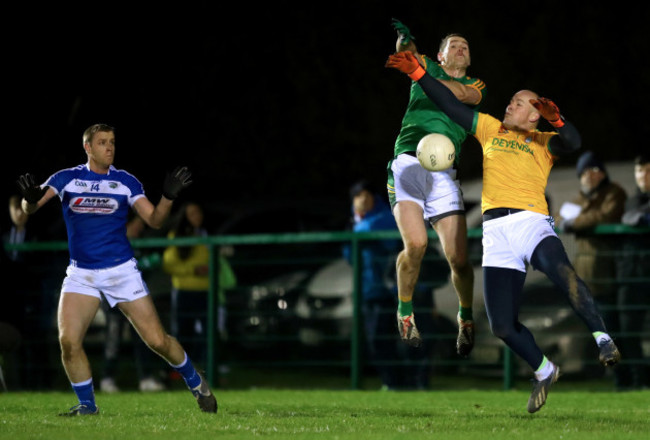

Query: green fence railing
left=4, top=224, right=650, bottom=390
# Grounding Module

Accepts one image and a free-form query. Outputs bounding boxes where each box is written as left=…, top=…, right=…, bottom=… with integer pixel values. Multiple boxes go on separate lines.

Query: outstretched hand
left=16, top=173, right=46, bottom=204
left=385, top=51, right=425, bottom=80
left=391, top=18, right=415, bottom=45
left=530, top=97, right=564, bottom=128
left=162, top=166, right=193, bottom=200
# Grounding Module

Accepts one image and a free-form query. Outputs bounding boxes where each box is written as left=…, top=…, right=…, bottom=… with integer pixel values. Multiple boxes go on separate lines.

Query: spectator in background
left=344, top=181, right=442, bottom=390
left=0, top=320, right=21, bottom=391
left=163, top=202, right=236, bottom=373
left=555, top=150, right=627, bottom=376
left=2, top=194, right=60, bottom=389
left=616, top=154, right=650, bottom=390
left=3, top=195, right=35, bottom=329
left=5, top=195, right=31, bottom=262
left=100, top=215, right=166, bottom=393
left=621, top=154, right=650, bottom=226
left=1, top=195, right=30, bottom=389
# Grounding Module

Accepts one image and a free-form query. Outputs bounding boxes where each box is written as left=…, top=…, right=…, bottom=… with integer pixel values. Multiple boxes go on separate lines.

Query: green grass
left=1, top=388, right=648, bottom=440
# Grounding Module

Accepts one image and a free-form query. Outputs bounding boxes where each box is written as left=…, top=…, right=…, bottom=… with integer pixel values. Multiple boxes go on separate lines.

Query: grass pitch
left=1, top=388, right=648, bottom=440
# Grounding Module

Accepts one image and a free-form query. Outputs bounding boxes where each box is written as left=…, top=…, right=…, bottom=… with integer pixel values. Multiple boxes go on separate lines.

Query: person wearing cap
left=615, top=155, right=650, bottom=390
left=556, top=151, right=627, bottom=300
left=555, top=150, right=627, bottom=384
left=556, top=150, right=627, bottom=234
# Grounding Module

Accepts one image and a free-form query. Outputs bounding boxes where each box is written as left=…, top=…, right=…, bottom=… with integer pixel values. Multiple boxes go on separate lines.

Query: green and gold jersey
left=471, top=112, right=557, bottom=215
left=393, top=55, right=486, bottom=161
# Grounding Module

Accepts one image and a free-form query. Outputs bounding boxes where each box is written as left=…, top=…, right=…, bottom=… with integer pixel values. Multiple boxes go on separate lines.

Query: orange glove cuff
left=408, top=65, right=425, bottom=81
left=549, top=118, right=565, bottom=128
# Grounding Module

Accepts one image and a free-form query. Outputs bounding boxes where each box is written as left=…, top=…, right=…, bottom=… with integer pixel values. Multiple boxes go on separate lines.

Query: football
left=416, top=133, right=455, bottom=171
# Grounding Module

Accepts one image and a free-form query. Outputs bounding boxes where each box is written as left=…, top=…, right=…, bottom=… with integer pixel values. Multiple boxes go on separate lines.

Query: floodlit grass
left=1, top=388, right=648, bottom=440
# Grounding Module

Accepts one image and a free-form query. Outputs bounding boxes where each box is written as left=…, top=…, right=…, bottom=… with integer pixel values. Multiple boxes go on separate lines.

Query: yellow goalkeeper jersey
left=471, top=112, right=558, bottom=215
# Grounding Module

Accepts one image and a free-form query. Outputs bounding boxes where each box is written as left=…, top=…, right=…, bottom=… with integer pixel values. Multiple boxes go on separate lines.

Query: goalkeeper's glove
left=16, top=173, right=46, bottom=204
left=391, top=18, right=415, bottom=45
left=530, top=97, right=565, bottom=128
left=162, top=166, right=193, bottom=200
left=385, top=51, right=425, bottom=81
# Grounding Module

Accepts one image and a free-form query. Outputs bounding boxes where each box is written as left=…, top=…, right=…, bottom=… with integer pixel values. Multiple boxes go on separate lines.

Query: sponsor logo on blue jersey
left=69, top=197, right=119, bottom=214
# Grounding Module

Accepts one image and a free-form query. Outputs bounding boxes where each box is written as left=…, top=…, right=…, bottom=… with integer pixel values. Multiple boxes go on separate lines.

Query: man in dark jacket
left=344, top=180, right=447, bottom=389
left=616, top=154, right=650, bottom=390
left=344, top=181, right=403, bottom=390
left=556, top=151, right=627, bottom=303
left=554, top=151, right=627, bottom=380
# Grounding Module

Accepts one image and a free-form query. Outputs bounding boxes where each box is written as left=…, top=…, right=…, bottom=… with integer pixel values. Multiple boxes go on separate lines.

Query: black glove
left=16, top=173, right=46, bottom=204
left=162, top=166, right=193, bottom=200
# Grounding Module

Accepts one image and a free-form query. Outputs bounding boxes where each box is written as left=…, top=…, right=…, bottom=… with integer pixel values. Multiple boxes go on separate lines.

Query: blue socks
left=70, top=353, right=200, bottom=409
left=71, top=378, right=97, bottom=411
left=170, top=352, right=201, bottom=389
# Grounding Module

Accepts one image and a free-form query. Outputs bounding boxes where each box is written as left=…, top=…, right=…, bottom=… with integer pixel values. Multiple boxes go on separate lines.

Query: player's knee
left=403, top=239, right=427, bottom=261
left=143, top=332, right=170, bottom=355
left=449, top=256, right=471, bottom=275
left=443, top=246, right=468, bottom=270
left=58, top=334, right=81, bottom=357
left=149, top=333, right=180, bottom=357
left=489, top=321, right=514, bottom=341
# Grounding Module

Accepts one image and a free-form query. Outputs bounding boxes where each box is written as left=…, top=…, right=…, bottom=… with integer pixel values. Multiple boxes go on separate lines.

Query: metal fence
left=2, top=225, right=649, bottom=391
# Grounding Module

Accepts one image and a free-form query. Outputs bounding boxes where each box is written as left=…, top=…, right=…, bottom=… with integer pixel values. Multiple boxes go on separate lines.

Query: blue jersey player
left=16, top=123, right=217, bottom=416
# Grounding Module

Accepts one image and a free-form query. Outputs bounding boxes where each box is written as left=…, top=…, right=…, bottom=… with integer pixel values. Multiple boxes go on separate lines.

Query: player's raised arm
left=386, top=51, right=475, bottom=131
left=438, top=78, right=483, bottom=105
left=392, top=18, right=418, bottom=54
left=134, top=166, right=193, bottom=229
left=530, top=97, right=582, bottom=155
left=391, top=21, right=483, bottom=106
left=16, top=173, right=55, bottom=214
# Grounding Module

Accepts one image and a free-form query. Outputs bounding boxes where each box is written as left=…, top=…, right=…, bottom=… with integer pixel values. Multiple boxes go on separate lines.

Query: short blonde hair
left=83, top=123, right=115, bottom=145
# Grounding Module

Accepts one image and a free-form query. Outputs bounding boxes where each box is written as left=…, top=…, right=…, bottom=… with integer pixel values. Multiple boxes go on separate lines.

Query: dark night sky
left=4, top=1, right=648, bottom=233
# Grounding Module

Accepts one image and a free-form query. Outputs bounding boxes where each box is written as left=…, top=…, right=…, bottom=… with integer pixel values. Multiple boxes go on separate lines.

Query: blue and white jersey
left=44, top=164, right=146, bottom=269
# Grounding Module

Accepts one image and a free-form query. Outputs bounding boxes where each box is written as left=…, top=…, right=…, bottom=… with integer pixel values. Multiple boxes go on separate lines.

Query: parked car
left=224, top=163, right=644, bottom=376
left=216, top=198, right=350, bottom=360
left=227, top=244, right=457, bottom=364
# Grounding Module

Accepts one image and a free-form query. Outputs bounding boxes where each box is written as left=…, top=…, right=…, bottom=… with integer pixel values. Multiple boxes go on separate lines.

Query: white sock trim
left=534, top=360, right=555, bottom=381
left=594, top=333, right=612, bottom=345
left=71, top=378, right=93, bottom=387
left=169, top=351, right=189, bottom=369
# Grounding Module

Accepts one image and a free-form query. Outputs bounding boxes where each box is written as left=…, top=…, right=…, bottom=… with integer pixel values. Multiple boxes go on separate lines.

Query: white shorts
left=481, top=211, right=557, bottom=272
left=388, top=153, right=464, bottom=222
left=61, top=258, right=149, bottom=307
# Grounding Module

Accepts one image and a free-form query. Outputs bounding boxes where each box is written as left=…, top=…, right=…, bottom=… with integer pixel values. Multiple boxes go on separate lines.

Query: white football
left=416, top=133, right=455, bottom=171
